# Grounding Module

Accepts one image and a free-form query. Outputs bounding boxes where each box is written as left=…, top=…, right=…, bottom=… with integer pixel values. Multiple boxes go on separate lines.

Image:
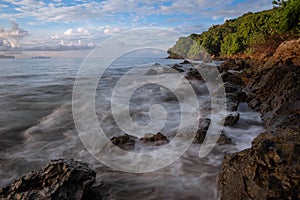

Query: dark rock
left=0, top=159, right=96, bottom=200
left=221, top=72, right=243, bottom=85
left=224, top=112, right=240, bottom=126
left=140, top=132, right=169, bottom=146
left=171, top=64, right=185, bottom=73
left=194, top=118, right=211, bottom=143
left=110, top=134, right=137, bottom=151
left=219, top=128, right=300, bottom=200
left=247, top=64, right=300, bottom=130
left=180, top=60, right=191, bottom=64
left=218, top=133, right=232, bottom=145
left=185, top=68, right=202, bottom=80
left=220, top=58, right=251, bottom=72
left=194, top=118, right=232, bottom=145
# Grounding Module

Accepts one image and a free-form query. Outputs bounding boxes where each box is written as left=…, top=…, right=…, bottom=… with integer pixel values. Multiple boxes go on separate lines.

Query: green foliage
left=168, top=0, right=300, bottom=58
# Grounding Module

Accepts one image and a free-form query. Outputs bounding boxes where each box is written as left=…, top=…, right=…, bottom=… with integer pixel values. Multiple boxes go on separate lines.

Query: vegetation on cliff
left=167, top=0, right=300, bottom=58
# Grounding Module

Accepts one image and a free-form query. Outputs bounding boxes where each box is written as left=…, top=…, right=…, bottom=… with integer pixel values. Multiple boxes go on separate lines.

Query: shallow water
left=0, top=57, right=264, bottom=199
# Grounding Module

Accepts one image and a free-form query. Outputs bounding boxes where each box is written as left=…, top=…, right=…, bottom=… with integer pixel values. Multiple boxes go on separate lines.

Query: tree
left=272, top=0, right=287, bottom=7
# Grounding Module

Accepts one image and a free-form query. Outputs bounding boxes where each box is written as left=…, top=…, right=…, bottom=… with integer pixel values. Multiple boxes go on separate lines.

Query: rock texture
left=0, top=159, right=96, bottom=200
left=110, top=132, right=170, bottom=151
left=140, top=132, right=169, bottom=146
left=219, top=39, right=300, bottom=200
left=194, top=118, right=232, bottom=145
left=220, top=128, right=300, bottom=200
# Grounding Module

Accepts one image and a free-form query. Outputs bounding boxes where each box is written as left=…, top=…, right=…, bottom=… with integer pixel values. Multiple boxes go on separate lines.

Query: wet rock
left=194, top=118, right=232, bottom=145
left=110, top=134, right=137, bottom=151
left=218, top=133, right=232, bottom=145
left=185, top=68, right=202, bottom=80
left=171, top=64, right=185, bottom=73
left=224, top=112, right=240, bottom=126
left=145, top=69, right=157, bottom=75
left=0, top=159, right=96, bottom=200
left=140, top=132, right=169, bottom=146
left=194, top=118, right=211, bottom=143
left=180, top=60, right=191, bottom=64
left=219, top=128, right=300, bottom=200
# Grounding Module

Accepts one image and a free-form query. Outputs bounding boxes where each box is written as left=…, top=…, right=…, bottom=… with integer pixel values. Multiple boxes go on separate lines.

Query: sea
left=0, top=54, right=265, bottom=199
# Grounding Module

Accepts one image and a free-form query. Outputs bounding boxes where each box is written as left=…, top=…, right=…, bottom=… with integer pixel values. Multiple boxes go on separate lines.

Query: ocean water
left=0, top=56, right=264, bottom=199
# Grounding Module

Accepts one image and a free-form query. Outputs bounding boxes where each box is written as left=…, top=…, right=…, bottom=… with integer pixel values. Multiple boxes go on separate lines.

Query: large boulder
left=248, top=64, right=300, bottom=130
left=219, top=127, right=300, bottom=200
left=267, top=38, right=300, bottom=67
left=0, top=159, right=96, bottom=200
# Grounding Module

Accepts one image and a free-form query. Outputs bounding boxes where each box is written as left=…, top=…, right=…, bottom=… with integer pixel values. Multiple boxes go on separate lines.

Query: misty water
left=0, top=55, right=264, bottom=199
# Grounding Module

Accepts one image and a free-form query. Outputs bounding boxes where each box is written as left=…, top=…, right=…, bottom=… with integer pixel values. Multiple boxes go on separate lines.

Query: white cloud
left=64, top=28, right=89, bottom=36
left=0, top=21, right=29, bottom=51
left=103, top=27, right=120, bottom=35
left=50, top=34, right=60, bottom=39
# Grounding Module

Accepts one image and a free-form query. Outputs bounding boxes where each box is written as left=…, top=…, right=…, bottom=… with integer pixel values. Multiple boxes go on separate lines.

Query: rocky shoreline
left=219, top=38, right=300, bottom=199
left=0, top=38, right=299, bottom=199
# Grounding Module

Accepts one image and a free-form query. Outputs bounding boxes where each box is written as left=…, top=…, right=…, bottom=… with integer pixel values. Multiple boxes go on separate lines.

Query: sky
left=0, top=0, right=273, bottom=58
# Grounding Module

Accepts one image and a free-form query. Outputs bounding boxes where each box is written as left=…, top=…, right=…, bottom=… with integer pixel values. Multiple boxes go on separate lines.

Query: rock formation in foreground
left=219, top=38, right=300, bottom=199
left=0, top=159, right=96, bottom=200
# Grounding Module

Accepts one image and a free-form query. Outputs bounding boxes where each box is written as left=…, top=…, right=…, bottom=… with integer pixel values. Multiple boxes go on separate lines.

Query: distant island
left=32, top=56, right=50, bottom=59
left=0, top=55, right=15, bottom=59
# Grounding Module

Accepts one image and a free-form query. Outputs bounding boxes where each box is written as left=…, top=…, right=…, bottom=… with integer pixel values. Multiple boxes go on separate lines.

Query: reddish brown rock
left=140, top=132, right=169, bottom=146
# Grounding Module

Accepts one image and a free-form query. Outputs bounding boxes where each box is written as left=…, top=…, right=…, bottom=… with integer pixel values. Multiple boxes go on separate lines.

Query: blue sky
left=0, top=0, right=273, bottom=58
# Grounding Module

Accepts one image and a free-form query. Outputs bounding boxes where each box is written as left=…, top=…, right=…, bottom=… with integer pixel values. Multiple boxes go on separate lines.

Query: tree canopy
left=168, top=0, right=300, bottom=58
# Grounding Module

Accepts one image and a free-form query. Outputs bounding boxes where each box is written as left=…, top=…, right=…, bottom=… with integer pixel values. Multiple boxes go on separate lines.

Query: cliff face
left=219, top=39, right=300, bottom=199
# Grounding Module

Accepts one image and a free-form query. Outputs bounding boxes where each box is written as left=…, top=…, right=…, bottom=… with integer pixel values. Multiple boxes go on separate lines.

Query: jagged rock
left=248, top=64, right=300, bottom=130
left=221, top=72, right=243, bottom=85
left=194, top=118, right=232, bottom=145
left=219, top=40, right=300, bottom=200
left=224, top=112, right=240, bottom=126
left=0, top=159, right=96, bottom=200
left=110, top=134, right=137, bottom=151
left=185, top=68, right=202, bottom=80
left=140, top=132, right=169, bottom=146
left=171, top=64, right=185, bottom=73
left=219, top=128, right=300, bottom=200
left=220, top=58, right=250, bottom=72
left=194, top=118, right=211, bottom=143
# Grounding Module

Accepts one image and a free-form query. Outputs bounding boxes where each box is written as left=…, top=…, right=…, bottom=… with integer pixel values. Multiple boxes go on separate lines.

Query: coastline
left=0, top=38, right=299, bottom=199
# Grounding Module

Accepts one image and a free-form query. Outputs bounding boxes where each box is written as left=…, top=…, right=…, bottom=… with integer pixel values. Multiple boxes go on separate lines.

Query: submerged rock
left=224, top=112, right=240, bottom=126
left=0, top=159, right=96, bottom=200
left=110, top=132, right=169, bottom=150
left=140, top=132, right=169, bottom=146
left=185, top=68, right=202, bottom=80
left=171, top=64, right=185, bottom=73
left=110, top=134, right=137, bottom=151
left=194, top=118, right=232, bottom=145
